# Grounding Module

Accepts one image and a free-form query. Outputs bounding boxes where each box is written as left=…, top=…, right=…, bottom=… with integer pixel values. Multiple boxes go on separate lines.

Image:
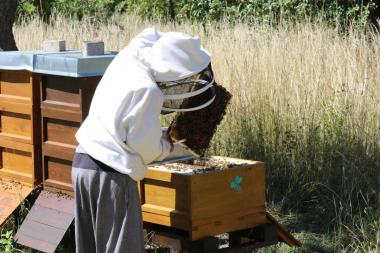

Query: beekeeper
left=72, top=27, right=213, bottom=253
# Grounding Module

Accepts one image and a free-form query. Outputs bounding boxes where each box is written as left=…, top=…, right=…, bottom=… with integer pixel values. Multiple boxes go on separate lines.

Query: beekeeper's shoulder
left=117, top=53, right=162, bottom=98
left=130, top=69, right=163, bottom=99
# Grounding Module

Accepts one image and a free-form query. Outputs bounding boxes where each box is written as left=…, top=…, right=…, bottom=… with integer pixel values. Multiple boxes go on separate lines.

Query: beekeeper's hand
left=165, top=133, right=174, bottom=153
left=161, top=128, right=174, bottom=153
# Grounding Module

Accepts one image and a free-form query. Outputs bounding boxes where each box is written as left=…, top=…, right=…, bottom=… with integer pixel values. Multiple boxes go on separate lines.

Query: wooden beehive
left=40, top=75, right=100, bottom=195
left=0, top=70, right=42, bottom=186
left=0, top=50, right=117, bottom=252
left=141, top=156, right=267, bottom=241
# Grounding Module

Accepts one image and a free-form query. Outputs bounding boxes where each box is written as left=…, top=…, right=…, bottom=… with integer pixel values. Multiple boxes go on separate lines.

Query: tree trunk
left=167, top=0, right=176, bottom=22
left=0, top=0, right=18, bottom=51
left=370, top=4, right=380, bottom=27
left=34, top=0, right=51, bottom=22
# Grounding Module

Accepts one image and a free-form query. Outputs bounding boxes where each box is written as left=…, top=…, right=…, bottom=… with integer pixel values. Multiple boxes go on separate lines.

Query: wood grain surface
left=0, top=71, right=41, bottom=144
left=40, top=75, right=100, bottom=193
left=0, top=179, right=33, bottom=225
left=142, top=158, right=267, bottom=240
left=0, top=138, right=41, bottom=186
left=0, top=71, right=33, bottom=104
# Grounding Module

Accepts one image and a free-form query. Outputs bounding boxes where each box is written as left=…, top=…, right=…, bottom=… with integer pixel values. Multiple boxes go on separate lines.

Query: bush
left=17, top=0, right=128, bottom=21
left=126, top=0, right=378, bottom=26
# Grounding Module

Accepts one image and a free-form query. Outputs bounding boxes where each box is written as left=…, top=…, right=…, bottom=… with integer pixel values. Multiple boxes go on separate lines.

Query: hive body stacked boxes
left=0, top=71, right=101, bottom=194
left=0, top=44, right=109, bottom=252
left=0, top=70, right=42, bottom=186
left=41, top=75, right=100, bottom=195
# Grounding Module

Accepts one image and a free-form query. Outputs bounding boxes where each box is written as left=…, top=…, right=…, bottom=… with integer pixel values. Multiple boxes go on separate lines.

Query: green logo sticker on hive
left=230, top=175, right=243, bottom=191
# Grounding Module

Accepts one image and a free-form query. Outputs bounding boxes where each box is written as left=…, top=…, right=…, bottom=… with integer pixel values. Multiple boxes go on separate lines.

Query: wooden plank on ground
left=0, top=204, right=17, bottom=219
left=266, top=212, right=301, bottom=247
left=0, top=179, right=33, bottom=225
left=0, top=194, right=20, bottom=207
left=16, top=219, right=64, bottom=245
left=13, top=233, right=56, bottom=253
left=27, top=204, right=74, bottom=230
left=34, top=190, right=74, bottom=214
left=14, top=190, right=74, bottom=253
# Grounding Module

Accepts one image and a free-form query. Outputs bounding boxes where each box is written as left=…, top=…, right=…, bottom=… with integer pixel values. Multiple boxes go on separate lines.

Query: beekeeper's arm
left=122, top=85, right=172, bottom=164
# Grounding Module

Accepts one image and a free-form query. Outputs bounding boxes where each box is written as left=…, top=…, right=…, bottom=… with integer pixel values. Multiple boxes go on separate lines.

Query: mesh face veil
left=158, top=66, right=216, bottom=114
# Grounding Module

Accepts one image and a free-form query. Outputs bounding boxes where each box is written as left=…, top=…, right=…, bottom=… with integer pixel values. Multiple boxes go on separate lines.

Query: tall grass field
left=5, top=14, right=380, bottom=252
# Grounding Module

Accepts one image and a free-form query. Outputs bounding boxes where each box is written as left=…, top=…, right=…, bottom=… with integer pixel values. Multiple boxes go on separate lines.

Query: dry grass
left=13, top=14, right=380, bottom=252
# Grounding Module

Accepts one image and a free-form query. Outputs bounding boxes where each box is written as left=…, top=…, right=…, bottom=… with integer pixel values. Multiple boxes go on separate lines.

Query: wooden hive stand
left=145, top=217, right=300, bottom=252
left=145, top=223, right=280, bottom=253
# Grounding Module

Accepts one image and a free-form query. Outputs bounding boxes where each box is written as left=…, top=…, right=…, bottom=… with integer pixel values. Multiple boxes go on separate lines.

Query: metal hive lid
left=0, top=50, right=117, bottom=77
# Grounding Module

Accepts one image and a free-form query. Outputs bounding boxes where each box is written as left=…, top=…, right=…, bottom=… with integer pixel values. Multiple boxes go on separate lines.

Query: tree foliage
left=16, top=0, right=379, bottom=27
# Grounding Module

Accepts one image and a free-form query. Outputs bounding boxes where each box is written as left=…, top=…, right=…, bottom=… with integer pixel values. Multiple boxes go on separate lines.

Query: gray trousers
left=72, top=153, right=145, bottom=253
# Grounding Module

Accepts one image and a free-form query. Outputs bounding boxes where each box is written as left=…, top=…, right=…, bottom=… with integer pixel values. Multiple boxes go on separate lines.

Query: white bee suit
left=75, top=27, right=212, bottom=181
left=72, top=27, right=212, bottom=253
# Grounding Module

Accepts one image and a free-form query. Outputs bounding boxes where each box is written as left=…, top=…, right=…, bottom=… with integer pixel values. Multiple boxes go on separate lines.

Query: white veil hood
left=133, top=28, right=212, bottom=82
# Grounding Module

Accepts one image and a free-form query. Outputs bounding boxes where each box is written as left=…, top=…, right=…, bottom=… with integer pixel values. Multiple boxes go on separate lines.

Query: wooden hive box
left=141, top=156, right=267, bottom=241
left=40, top=75, right=100, bottom=195
left=0, top=70, right=42, bottom=186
